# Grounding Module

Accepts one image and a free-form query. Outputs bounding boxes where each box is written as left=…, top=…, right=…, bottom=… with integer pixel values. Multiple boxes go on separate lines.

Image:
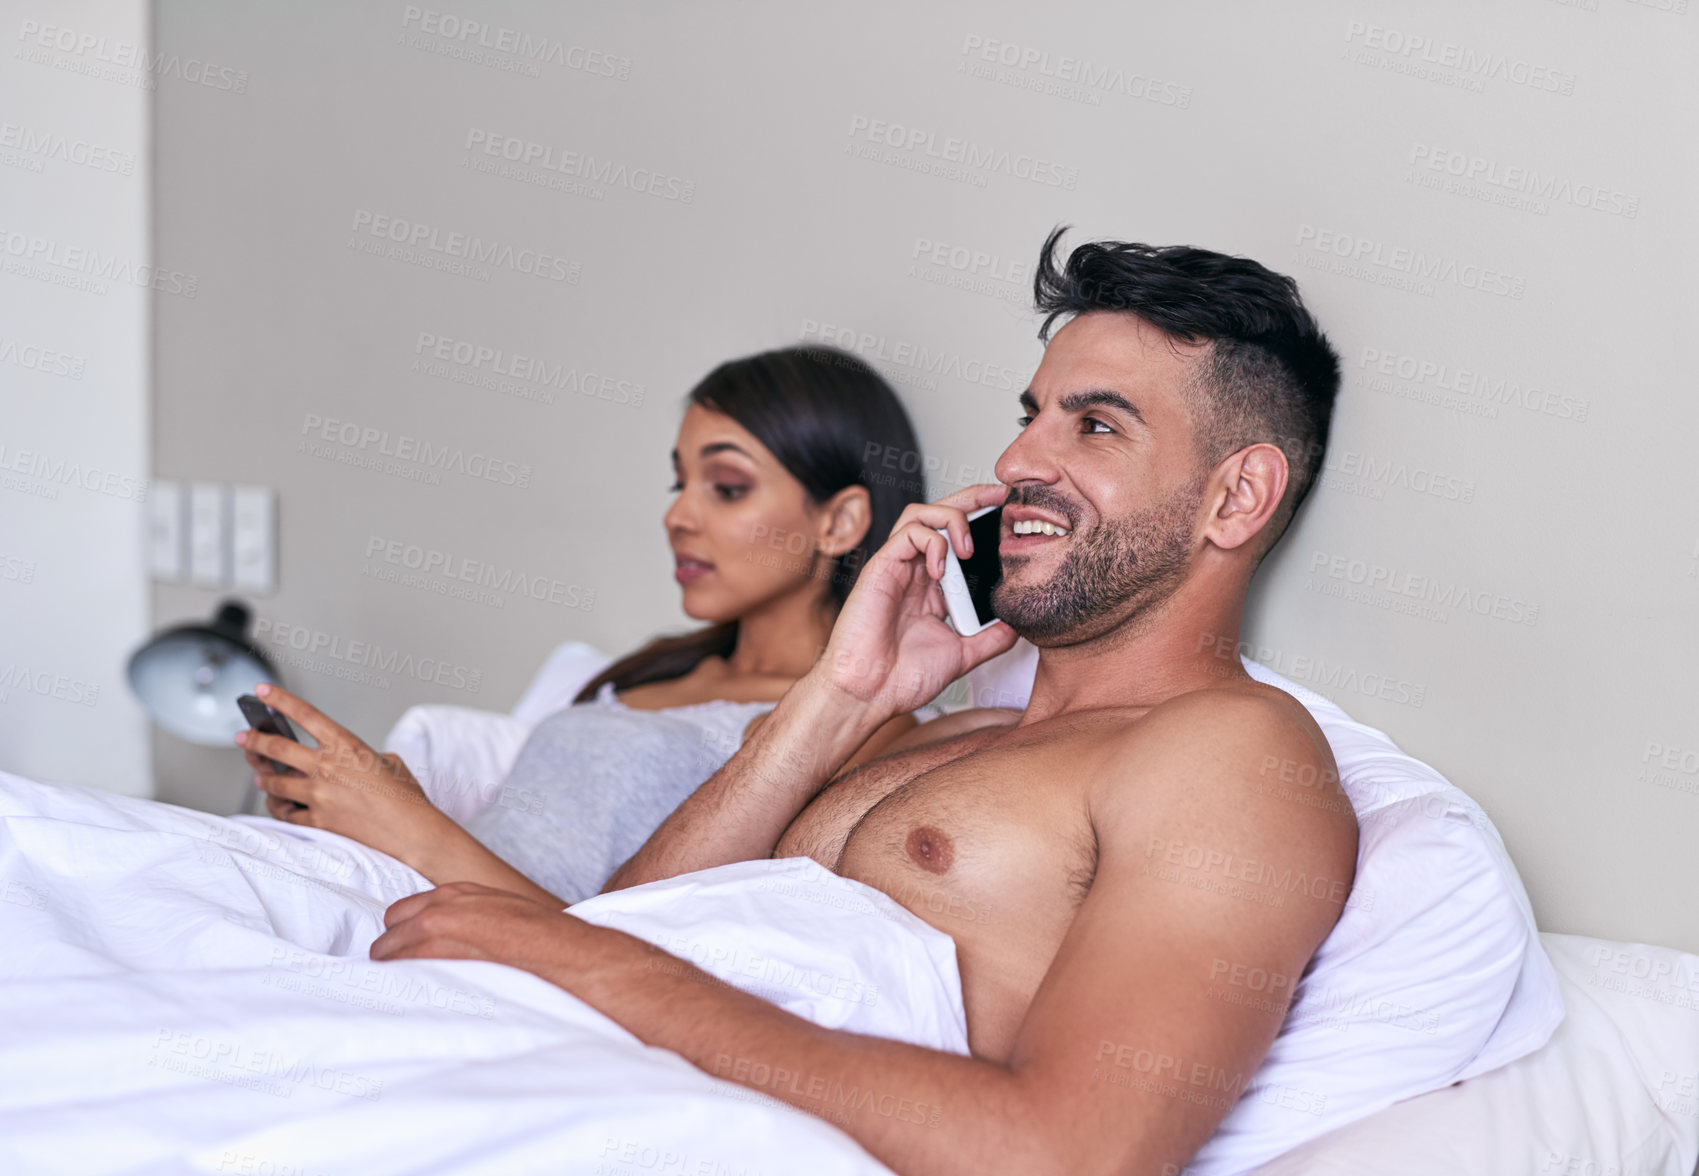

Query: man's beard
left=991, top=479, right=1205, bottom=645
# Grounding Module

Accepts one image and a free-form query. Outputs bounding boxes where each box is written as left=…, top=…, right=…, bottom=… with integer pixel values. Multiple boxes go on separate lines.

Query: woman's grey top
left=462, top=683, right=775, bottom=904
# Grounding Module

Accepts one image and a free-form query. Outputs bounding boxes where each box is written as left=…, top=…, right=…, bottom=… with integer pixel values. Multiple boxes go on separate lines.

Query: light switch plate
left=188, top=482, right=227, bottom=587
left=230, top=485, right=276, bottom=594
left=148, top=480, right=185, bottom=581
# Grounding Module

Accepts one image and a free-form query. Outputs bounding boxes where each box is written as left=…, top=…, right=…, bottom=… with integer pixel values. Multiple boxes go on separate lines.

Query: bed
left=0, top=640, right=1693, bottom=1174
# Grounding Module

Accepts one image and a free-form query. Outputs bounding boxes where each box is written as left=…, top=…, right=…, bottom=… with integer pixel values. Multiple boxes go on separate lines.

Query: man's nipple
left=905, top=825, right=955, bottom=875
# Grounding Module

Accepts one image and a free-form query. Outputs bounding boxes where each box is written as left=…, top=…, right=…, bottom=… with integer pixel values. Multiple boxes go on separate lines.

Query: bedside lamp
left=126, top=600, right=278, bottom=745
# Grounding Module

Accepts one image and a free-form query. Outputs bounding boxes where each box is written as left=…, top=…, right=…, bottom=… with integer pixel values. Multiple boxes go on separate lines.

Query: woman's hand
left=235, top=684, right=447, bottom=868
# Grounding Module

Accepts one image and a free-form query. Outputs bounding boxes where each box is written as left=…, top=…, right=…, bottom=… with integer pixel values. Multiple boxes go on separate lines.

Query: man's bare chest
left=777, top=724, right=1103, bottom=922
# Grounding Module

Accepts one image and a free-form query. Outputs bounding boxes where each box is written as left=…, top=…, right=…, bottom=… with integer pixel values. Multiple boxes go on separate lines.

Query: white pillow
left=383, top=641, right=610, bottom=824
left=509, top=641, right=613, bottom=725
left=1248, top=932, right=1699, bottom=1176
left=964, top=639, right=1565, bottom=1175
left=381, top=705, right=533, bottom=825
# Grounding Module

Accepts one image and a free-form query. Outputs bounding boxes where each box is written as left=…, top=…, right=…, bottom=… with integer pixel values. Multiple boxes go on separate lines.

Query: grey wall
left=0, top=0, right=152, bottom=796
left=148, top=1, right=1698, bottom=952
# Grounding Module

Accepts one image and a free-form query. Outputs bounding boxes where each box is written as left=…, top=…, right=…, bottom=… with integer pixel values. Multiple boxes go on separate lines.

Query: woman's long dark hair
left=574, top=346, right=924, bottom=703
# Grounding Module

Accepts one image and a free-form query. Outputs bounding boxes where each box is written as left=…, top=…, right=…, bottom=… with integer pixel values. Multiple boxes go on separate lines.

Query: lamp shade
left=126, top=601, right=278, bottom=745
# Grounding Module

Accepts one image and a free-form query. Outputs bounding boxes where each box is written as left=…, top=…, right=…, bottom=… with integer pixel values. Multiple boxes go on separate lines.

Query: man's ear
left=816, top=485, right=872, bottom=558
left=1204, top=443, right=1289, bottom=552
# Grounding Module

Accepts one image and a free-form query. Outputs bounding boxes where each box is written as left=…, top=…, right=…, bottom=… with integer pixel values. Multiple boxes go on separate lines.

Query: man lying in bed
left=254, top=229, right=1356, bottom=1175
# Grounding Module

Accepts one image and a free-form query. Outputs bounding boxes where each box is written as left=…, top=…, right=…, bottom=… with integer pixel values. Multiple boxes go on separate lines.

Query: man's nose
left=994, top=419, right=1063, bottom=488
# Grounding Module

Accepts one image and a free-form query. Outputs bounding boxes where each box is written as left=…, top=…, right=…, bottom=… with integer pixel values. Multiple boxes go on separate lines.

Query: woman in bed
left=238, top=346, right=926, bottom=906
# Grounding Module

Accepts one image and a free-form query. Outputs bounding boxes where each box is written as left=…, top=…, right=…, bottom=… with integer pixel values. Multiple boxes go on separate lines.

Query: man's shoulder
left=1090, top=681, right=1354, bottom=841
left=1138, top=679, right=1324, bottom=748
left=1081, top=679, right=1325, bottom=760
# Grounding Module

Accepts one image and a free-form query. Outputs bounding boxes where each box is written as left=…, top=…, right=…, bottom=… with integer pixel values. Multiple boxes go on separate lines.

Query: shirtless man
left=362, top=231, right=1359, bottom=1174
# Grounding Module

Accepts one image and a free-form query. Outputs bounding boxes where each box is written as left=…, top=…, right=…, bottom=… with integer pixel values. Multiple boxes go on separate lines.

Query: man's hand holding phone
left=595, top=484, right=1019, bottom=892
left=235, top=684, right=447, bottom=866
left=811, top=483, right=1017, bottom=721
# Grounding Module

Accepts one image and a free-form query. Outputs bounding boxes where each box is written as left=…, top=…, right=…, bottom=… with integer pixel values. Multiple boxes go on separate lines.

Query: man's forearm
left=550, top=919, right=1060, bottom=1176
left=607, top=676, right=887, bottom=890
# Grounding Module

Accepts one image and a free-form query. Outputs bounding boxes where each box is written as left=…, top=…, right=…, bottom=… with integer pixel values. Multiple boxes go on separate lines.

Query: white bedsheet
left=0, top=771, right=969, bottom=1176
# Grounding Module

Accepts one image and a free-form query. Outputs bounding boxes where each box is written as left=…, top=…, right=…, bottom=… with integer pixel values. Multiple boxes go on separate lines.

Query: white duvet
left=0, top=771, right=969, bottom=1176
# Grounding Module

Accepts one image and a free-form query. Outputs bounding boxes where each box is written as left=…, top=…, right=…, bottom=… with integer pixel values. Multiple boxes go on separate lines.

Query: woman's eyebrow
left=698, top=442, right=755, bottom=459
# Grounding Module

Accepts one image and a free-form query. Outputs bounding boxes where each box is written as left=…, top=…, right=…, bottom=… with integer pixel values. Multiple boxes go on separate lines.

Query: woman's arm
left=237, top=685, right=566, bottom=908
left=397, top=812, right=567, bottom=907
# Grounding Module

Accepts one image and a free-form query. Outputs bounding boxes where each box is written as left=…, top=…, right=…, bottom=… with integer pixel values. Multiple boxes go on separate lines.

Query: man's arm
left=371, top=690, right=1356, bottom=1175
left=607, top=485, right=1018, bottom=891
left=604, top=676, right=892, bottom=890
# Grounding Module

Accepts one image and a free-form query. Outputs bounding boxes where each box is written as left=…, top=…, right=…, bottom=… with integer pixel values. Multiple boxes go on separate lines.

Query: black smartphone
left=236, top=693, right=301, bottom=775
left=951, top=505, right=1004, bottom=632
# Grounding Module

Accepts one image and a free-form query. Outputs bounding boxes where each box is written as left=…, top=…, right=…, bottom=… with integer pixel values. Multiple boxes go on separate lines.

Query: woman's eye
left=714, top=484, right=748, bottom=501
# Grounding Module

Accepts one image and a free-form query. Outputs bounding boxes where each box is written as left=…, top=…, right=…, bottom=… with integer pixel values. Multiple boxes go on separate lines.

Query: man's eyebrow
left=1026, top=387, right=1149, bottom=427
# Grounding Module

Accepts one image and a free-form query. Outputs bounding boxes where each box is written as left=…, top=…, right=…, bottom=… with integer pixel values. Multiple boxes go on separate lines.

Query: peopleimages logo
left=905, top=236, right=1030, bottom=307
left=0, top=554, right=38, bottom=584
left=1408, top=144, right=1640, bottom=218
left=0, top=336, right=86, bottom=380
left=149, top=1030, right=381, bottom=1101
left=1296, top=225, right=1527, bottom=300
left=349, top=210, right=580, bottom=283
left=413, top=332, right=645, bottom=407
left=463, top=130, right=694, bottom=202
left=800, top=319, right=1030, bottom=393
left=0, top=444, right=148, bottom=501
left=0, top=227, right=199, bottom=297
left=363, top=535, right=596, bottom=612
left=1198, top=633, right=1428, bottom=709
left=299, top=413, right=532, bottom=489
left=0, top=663, right=100, bottom=706
left=845, top=115, right=1078, bottom=190
left=958, top=34, right=1193, bottom=108
left=253, top=617, right=482, bottom=695
left=0, top=122, right=137, bottom=174
left=14, top=19, right=250, bottom=93
left=1357, top=346, right=1590, bottom=423
left=1342, top=21, right=1577, bottom=95
left=910, top=237, right=1029, bottom=284
left=399, top=6, right=631, bottom=79
left=1308, top=550, right=1540, bottom=626
left=1323, top=449, right=1476, bottom=504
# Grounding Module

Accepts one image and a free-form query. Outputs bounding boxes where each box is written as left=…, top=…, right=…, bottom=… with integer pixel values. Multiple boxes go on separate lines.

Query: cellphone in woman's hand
left=236, top=693, right=302, bottom=775
left=937, top=506, right=1003, bottom=636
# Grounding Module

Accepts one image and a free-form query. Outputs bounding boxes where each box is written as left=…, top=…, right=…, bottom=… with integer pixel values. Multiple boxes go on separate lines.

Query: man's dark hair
left=1033, top=227, right=1340, bottom=554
